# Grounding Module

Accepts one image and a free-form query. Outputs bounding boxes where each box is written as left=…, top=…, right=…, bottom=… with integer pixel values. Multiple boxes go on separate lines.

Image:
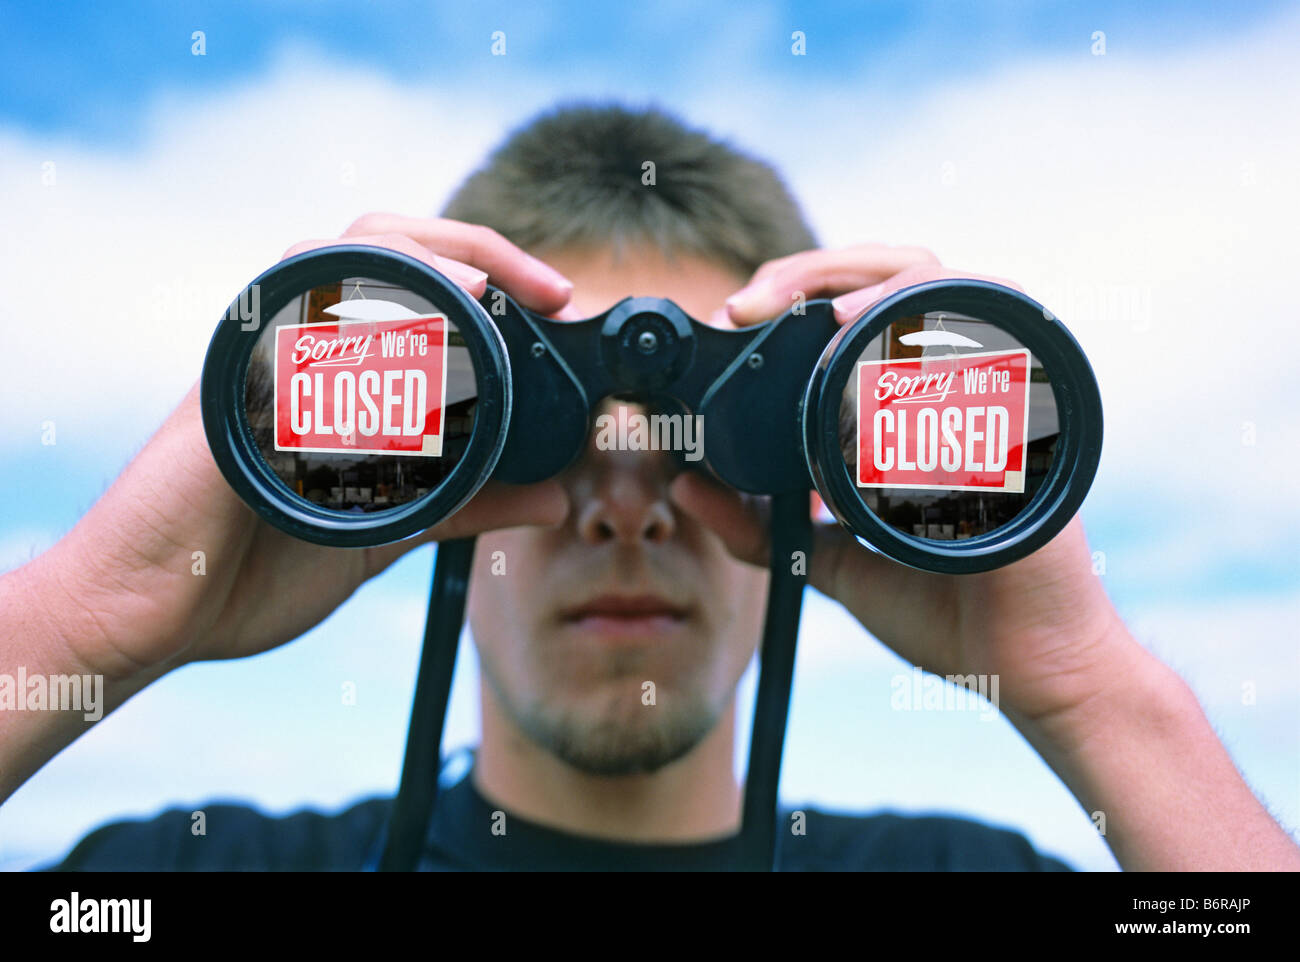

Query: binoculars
left=202, top=245, right=1102, bottom=574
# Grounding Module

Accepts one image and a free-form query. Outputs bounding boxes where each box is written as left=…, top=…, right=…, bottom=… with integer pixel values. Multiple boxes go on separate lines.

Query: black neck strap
left=737, top=491, right=811, bottom=870
left=378, top=537, right=476, bottom=872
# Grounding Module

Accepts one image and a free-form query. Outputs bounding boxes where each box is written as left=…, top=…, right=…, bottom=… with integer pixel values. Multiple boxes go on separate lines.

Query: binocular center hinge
left=600, top=298, right=695, bottom=392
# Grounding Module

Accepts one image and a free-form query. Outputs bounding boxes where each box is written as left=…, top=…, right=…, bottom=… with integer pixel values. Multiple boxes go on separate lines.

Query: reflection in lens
left=838, top=312, right=1059, bottom=541
left=243, top=277, right=479, bottom=513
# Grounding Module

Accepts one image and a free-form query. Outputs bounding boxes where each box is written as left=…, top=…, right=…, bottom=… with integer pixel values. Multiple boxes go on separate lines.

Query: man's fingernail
left=725, top=281, right=768, bottom=315
left=542, top=268, right=572, bottom=290
left=529, top=257, right=572, bottom=290
left=724, top=290, right=751, bottom=311
left=833, top=285, right=881, bottom=321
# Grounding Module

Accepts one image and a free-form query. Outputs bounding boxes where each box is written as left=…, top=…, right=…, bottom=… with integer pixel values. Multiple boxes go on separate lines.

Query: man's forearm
left=0, top=554, right=168, bottom=804
left=1013, top=625, right=1300, bottom=871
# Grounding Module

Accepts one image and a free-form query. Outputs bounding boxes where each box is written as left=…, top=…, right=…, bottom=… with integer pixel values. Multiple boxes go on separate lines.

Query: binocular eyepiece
left=201, top=245, right=1102, bottom=574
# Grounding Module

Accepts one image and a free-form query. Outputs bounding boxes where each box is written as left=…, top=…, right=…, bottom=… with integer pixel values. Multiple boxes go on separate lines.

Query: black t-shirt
left=46, top=766, right=1072, bottom=871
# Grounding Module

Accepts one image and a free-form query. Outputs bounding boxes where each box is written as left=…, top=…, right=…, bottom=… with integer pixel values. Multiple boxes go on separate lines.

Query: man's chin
left=521, top=693, right=719, bottom=777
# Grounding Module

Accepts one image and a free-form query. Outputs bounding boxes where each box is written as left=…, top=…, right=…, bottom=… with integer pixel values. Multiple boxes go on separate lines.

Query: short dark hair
left=441, top=101, right=818, bottom=278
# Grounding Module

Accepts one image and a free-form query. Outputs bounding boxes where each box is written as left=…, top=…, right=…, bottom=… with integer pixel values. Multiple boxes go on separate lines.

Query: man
left=4, top=103, right=1297, bottom=871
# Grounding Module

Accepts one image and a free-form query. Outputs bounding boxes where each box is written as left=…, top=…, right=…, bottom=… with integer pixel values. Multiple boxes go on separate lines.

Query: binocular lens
left=241, top=276, right=480, bottom=515
left=202, top=247, right=511, bottom=546
left=839, top=312, right=1058, bottom=543
left=806, top=280, right=1102, bottom=573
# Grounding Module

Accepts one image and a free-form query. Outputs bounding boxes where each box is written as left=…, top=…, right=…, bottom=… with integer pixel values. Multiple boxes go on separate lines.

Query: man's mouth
left=558, top=594, right=690, bottom=641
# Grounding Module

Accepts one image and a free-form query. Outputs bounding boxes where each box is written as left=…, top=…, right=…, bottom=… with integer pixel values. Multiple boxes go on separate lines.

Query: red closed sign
left=856, top=348, right=1030, bottom=492
left=274, top=313, right=448, bottom=457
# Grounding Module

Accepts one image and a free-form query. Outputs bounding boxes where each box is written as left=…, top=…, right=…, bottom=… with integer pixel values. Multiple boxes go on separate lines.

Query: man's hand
left=717, top=242, right=1022, bottom=327
left=13, top=214, right=578, bottom=682
left=672, top=243, right=1300, bottom=870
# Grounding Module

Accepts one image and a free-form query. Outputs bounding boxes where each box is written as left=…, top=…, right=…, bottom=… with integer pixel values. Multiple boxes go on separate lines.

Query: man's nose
left=569, top=402, right=678, bottom=546
left=573, top=459, right=676, bottom=545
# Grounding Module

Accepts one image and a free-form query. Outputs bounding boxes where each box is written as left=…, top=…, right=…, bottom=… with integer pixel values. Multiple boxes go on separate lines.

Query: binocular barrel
left=202, top=245, right=1102, bottom=574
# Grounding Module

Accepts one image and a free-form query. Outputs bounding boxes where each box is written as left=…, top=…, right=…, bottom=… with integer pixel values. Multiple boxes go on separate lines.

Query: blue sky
left=1, top=0, right=1298, bottom=872
left=4, top=0, right=1288, bottom=141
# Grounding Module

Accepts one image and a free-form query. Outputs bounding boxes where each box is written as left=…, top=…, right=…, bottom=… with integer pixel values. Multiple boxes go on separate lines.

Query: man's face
left=466, top=245, right=769, bottom=776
